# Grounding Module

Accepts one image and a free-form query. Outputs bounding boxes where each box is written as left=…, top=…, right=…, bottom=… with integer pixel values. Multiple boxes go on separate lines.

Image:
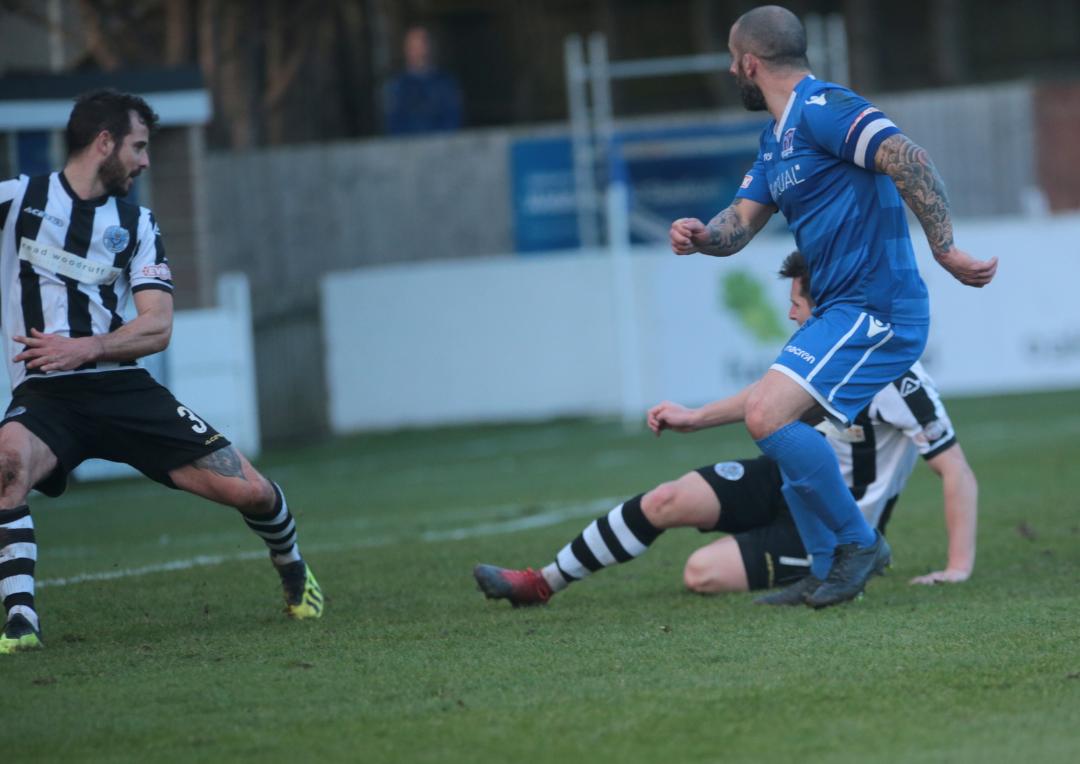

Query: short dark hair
left=65, top=89, right=160, bottom=157
left=779, top=250, right=811, bottom=299
left=733, top=5, right=809, bottom=70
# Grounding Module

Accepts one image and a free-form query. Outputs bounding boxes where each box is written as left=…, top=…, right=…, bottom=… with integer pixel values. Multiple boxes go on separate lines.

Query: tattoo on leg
left=0, top=452, right=22, bottom=493
left=193, top=446, right=247, bottom=480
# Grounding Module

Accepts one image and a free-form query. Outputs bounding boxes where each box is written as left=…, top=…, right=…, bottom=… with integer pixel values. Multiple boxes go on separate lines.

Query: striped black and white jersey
left=818, top=361, right=956, bottom=528
left=0, top=172, right=173, bottom=389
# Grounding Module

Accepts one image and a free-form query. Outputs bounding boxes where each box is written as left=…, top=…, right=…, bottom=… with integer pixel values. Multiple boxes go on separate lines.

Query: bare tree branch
left=76, top=0, right=122, bottom=70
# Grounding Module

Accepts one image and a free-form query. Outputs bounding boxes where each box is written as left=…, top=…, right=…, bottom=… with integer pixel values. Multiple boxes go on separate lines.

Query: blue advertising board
left=509, top=137, right=579, bottom=253
left=510, top=120, right=765, bottom=253
left=16, top=131, right=51, bottom=176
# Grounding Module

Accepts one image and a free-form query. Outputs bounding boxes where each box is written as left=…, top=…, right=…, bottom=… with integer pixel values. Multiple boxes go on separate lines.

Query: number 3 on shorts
left=177, top=405, right=208, bottom=434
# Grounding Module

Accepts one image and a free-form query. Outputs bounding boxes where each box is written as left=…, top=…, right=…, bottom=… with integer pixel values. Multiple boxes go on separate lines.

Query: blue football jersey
left=736, top=76, right=929, bottom=325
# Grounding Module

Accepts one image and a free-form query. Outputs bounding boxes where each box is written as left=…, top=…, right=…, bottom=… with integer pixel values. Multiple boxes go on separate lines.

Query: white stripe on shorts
left=806, top=312, right=866, bottom=383
left=770, top=364, right=848, bottom=424
left=828, top=329, right=895, bottom=403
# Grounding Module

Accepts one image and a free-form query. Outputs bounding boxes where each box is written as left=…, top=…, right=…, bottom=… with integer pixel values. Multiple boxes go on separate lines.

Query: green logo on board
left=720, top=270, right=787, bottom=342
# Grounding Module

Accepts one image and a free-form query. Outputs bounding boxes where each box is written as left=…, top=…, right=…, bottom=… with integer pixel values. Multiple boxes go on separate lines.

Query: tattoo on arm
left=702, top=200, right=754, bottom=257
left=875, top=134, right=954, bottom=255
left=193, top=446, right=247, bottom=480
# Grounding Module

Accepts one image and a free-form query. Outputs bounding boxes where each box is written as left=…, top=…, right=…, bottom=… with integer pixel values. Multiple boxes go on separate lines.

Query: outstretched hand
left=935, top=247, right=997, bottom=287
left=13, top=328, right=102, bottom=373
left=647, top=400, right=700, bottom=436
left=909, top=568, right=970, bottom=585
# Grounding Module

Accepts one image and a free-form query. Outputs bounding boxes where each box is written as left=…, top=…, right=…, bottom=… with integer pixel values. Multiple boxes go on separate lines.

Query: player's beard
left=736, top=71, right=767, bottom=112
left=98, top=149, right=133, bottom=197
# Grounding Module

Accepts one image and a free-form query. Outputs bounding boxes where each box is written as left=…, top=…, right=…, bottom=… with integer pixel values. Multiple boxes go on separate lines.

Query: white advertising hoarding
left=322, top=215, right=1080, bottom=433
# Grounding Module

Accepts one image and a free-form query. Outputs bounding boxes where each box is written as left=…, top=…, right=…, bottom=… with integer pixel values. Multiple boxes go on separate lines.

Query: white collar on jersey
left=773, top=74, right=816, bottom=141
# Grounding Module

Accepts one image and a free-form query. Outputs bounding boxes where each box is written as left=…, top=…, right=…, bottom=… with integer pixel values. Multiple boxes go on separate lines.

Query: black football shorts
left=694, top=456, right=811, bottom=590
left=2, top=369, right=231, bottom=496
left=693, top=456, right=900, bottom=590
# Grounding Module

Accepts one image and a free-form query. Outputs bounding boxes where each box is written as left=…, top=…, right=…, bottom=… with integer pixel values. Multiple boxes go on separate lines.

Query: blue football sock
left=757, top=421, right=875, bottom=548
left=780, top=479, right=835, bottom=580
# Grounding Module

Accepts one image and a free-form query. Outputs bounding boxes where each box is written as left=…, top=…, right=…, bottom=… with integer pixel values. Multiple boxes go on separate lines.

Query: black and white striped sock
left=541, top=495, right=662, bottom=592
left=0, top=505, right=38, bottom=631
left=243, top=482, right=302, bottom=566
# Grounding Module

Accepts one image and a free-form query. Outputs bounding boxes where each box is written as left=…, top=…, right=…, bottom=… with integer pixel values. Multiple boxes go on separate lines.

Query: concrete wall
left=150, top=126, right=214, bottom=310
left=1035, top=81, right=1080, bottom=211
left=878, top=82, right=1038, bottom=217
left=203, top=127, right=532, bottom=441
left=205, top=81, right=1040, bottom=274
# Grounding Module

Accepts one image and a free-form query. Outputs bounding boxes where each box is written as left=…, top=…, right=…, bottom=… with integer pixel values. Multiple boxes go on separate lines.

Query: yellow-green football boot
left=279, top=561, right=323, bottom=619
left=0, top=614, right=43, bottom=654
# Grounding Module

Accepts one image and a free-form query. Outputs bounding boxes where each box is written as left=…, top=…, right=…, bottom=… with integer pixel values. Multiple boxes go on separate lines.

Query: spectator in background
left=384, top=26, right=463, bottom=135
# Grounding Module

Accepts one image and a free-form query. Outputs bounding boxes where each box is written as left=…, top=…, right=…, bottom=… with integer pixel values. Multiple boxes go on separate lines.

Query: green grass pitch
left=4, top=389, right=1080, bottom=763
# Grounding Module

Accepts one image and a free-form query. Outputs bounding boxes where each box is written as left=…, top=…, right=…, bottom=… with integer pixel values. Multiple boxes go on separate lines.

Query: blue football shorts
left=770, top=304, right=928, bottom=426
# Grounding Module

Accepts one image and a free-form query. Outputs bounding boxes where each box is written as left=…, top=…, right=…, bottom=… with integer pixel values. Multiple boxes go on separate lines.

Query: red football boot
left=473, top=564, right=553, bottom=607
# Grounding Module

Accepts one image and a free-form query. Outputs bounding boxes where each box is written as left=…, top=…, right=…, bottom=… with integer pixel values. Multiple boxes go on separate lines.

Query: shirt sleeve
left=872, top=366, right=956, bottom=459
left=801, top=88, right=901, bottom=170
left=734, top=153, right=774, bottom=206
left=129, top=209, right=174, bottom=293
